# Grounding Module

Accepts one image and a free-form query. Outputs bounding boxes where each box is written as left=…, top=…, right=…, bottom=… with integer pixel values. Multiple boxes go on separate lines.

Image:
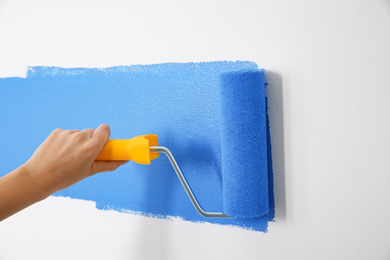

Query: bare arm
left=0, top=124, right=127, bottom=221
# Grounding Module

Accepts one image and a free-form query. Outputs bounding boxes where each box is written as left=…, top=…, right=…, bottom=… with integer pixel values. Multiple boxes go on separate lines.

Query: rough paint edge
left=25, top=61, right=259, bottom=78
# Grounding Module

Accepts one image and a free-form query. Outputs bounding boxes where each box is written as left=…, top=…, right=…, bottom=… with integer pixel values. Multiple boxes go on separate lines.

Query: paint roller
left=96, top=70, right=269, bottom=218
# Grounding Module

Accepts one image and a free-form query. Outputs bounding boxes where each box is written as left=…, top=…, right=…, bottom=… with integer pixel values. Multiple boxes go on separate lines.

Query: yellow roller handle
left=96, top=134, right=159, bottom=165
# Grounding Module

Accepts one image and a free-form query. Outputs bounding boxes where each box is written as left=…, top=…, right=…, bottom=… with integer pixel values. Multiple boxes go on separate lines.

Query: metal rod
left=150, top=146, right=233, bottom=218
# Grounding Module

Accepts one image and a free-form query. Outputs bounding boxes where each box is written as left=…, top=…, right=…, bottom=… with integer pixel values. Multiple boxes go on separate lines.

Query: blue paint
left=0, top=61, right=274, bottom=232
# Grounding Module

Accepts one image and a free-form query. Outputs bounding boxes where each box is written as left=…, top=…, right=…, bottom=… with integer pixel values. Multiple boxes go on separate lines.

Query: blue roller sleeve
left=219, top=70, right=269, bottom=218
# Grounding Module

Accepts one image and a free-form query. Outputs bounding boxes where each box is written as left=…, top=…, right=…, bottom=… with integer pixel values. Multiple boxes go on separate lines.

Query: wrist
left=0, top=165, right=50, bottom=221
left=18, top=164, right=51, bottom=202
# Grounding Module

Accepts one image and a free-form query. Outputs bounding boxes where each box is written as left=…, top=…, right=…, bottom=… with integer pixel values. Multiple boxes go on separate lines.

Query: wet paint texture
left=0, top=61, right=274, bottom=231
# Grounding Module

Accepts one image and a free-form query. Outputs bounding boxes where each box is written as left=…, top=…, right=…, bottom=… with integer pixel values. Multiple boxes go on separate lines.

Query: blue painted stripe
left=0, top=61, right=274, bottom=232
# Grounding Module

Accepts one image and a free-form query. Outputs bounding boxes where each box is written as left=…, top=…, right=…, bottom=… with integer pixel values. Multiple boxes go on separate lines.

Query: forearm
left=0, top=165, right=49, bottom=221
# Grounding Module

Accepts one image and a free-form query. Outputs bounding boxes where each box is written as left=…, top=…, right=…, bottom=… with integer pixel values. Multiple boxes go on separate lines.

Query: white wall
left=1, top=0, right=390, bottom=259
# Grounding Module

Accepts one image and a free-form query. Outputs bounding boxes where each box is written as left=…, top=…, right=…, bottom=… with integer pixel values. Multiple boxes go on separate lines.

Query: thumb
left=91, top=123, right=111, bottom=152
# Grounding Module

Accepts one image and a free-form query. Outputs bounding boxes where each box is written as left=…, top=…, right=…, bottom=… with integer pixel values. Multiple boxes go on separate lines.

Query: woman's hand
left=23, top=124, right=127, bottom=195
left=0, top=124, right=127, bottom=221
